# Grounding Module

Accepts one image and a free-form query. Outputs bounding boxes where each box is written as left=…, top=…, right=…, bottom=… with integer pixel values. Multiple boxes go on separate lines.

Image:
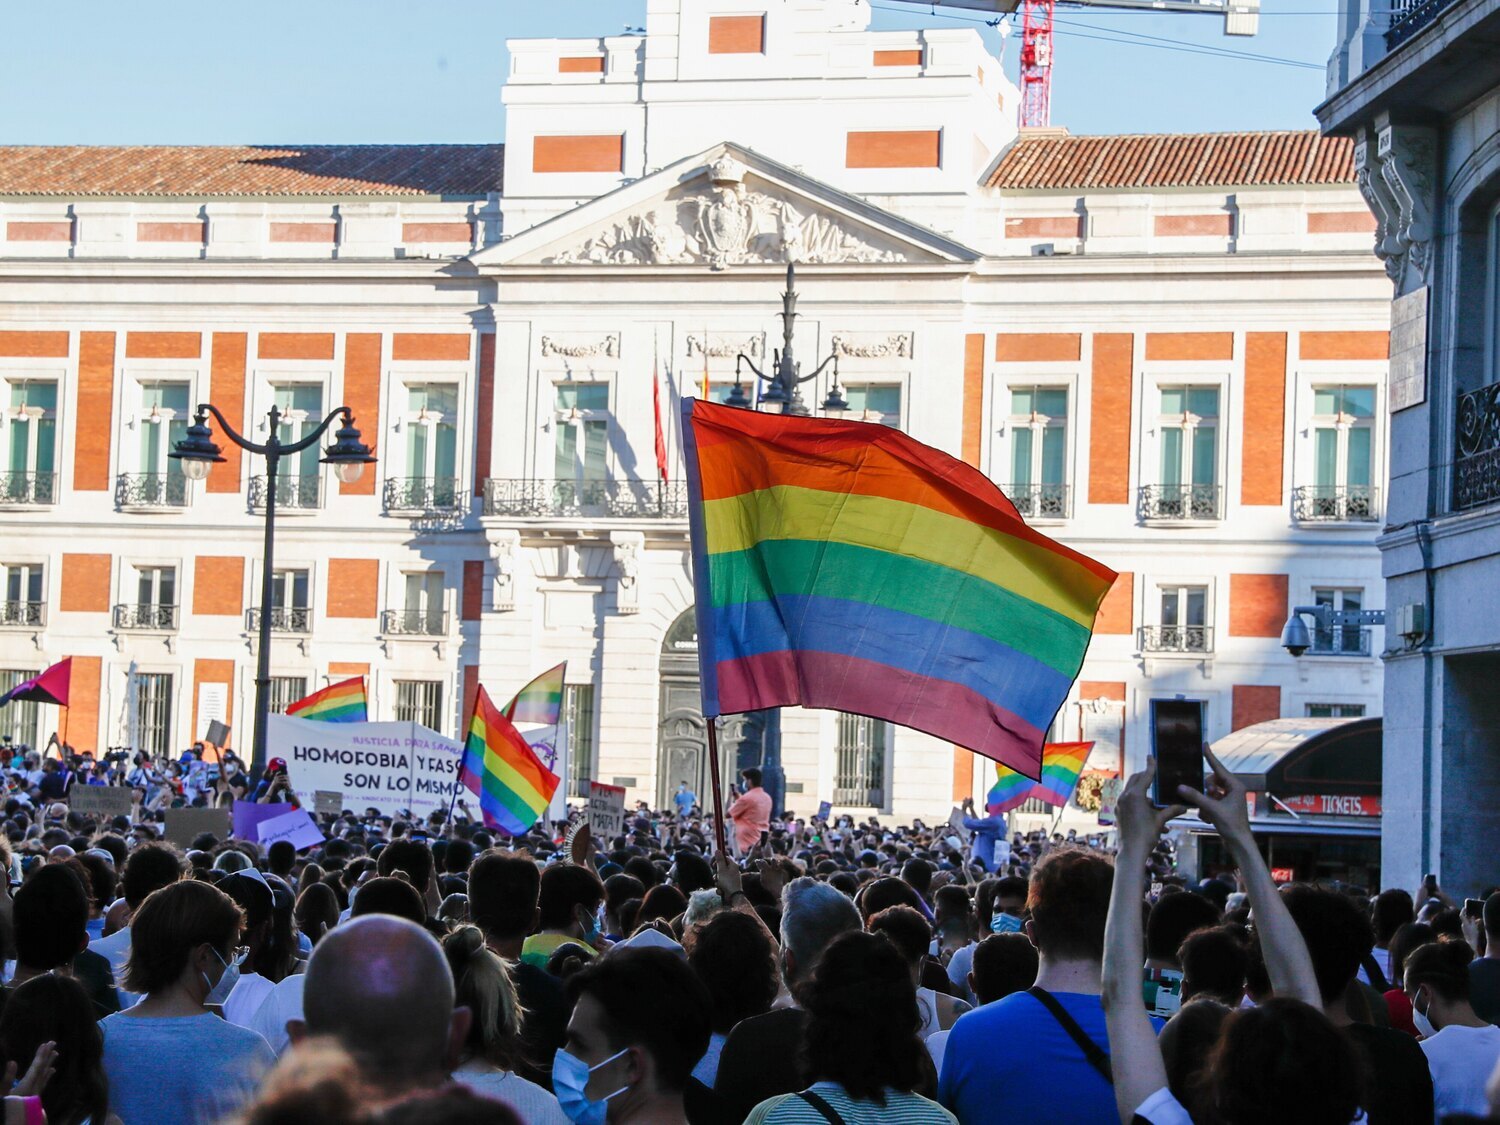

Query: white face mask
left=1412, top=989, right=1437, bottom=1038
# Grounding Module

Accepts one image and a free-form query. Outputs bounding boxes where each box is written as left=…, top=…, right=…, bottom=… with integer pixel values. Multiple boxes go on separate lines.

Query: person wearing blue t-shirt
left=938, top=848, right=1120, bottom=1125
left=672, top=780, right=697, bottom=818
left=958, top=798, right=1007, bottom=873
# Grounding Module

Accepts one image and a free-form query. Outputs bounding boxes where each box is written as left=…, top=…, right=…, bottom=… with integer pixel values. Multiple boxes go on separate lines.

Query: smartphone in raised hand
left=1151, top=698, right=1205, bottom=808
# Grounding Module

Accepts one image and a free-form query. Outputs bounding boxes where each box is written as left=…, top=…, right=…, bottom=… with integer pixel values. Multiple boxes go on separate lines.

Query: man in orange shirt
left=726, top=767, right=773, bottom=856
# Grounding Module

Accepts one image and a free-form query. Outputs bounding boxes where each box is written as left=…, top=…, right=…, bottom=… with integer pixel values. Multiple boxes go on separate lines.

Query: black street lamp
left=171, top=404, right=375, bottom=774
left=731, top=262, right=850, bottom=415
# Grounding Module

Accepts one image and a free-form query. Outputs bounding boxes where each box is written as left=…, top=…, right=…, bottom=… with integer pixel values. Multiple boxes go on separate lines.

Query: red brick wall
left=258, top=333, right=335, bottom=360
left=125, top=332, right=201, bottom=359
left=532, top=136, right=624, bottom=174
left=1242, top=333, right=1287, bottom=506
left=873, top=49, right=922, bottom=66
left=462, top=664, right=480, bottom=727
left=995, top=333, right=1081, bottom=362
left=192, top=659, right=236, bottom=748
left=401, top=222, right=473, bottom=244
left=67, top=656, right=103, bottom=753
left=341, top=334, right=381, bottom=497
left=462, top=560, right=485, bottom=622
left=328, top=662, right=370, bottom=680
left=1089, top=334, right=1133, bottom=504
left=845, top=131, right=942, bottom=169
left=1307, top=211, right=1377, bottom=234
left=270, top=222, right=337, bottom=243
left=708, top=14, right=765, bottom=53
left=391, top=333, right=470, bottom=362
left=0, top=331, right=68, bottom=357
left=558, top=56, right=606, bottom=73
left=1144, top=333, right=1233, bottom=361
left=59, top=555, right=111, bottom=613
left=475, top=333, right=496, bottom=491
left=1080, top=681, right=1126, bottom=701
left=208, top=333, right=248, bottom=494
left=326, top=559, right=379, bottom=619
left=1095, top=572, right=1134, bottom=635
left=193, top=557, right=245, bottom=617
left=1004, top=216, right=1084, bottom=240
left=6, top=221, right=72, bottom=242
left=73, top=332, right=115, bottom=491
left=1154, top=214, right=1232, bottom=237
left=137, top=221, right=205, bottom=243
left=961, top=333, right=984, bottom=468
left=1229, top=574, right=1288, bottom=637
left=1299, top=331, right=1389, bottom=360
left=1232, top=685, right=1281, bottom=731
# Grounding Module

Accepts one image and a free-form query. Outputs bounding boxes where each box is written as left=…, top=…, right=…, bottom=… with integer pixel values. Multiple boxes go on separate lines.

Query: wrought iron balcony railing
left=112, top=604, right=178, bottom=631
left=1385, top=0, right=1460, bottom=48
left=0, top=602, right=44, bottom=628
left=1293, top=485, right=1379, bottom=523
left=1139, top=625, right=1214, bottom=654
left=381, top=608, right=449, bottom=636
left=246, top=607, right=312, bottom=634
left=1457, top=383, right=1500, bottom=511
left=1308, top=626, right=1373, bottom=657
left=249, top=474, right=323, bottom=511
left=384, top=477, right=465, bottom=515
left=115, top=472, right=188, bottom=509
left=483, top=478, right=691, bottom=519
left=1138, top=483, right=1223, bottom=522
left=0, top=471, right=57, bottom=505
left=1000, top=483, right=1071, bottom=520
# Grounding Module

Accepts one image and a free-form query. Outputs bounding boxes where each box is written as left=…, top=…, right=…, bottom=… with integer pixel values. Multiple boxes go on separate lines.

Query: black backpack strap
left=797, top=1090, right=848, bottom=1125
left=1361, top=951, right=1390, bottom=994
left=1028, top=986, right=1113, bottom=1085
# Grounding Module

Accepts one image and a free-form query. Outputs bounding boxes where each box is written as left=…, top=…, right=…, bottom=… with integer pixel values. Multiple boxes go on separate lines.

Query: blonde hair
left=440, top=925, right=527, bottom=1070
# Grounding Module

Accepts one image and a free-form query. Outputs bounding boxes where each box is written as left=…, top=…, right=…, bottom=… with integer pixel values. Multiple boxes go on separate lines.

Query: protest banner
left=165, top=807, right=231, bottom=848
left=257, top=808, right=324, bottom=850
left=232, top=800, right=288, bottom=840
left=267, top=715, right=462, bottom=818
left=314, top=790, right=344, bottom=817
left=68, top=786, right=132, bottom=820
left=816, top=800, right=832, bottom=822
left=587, top=781, right=626, bottom=839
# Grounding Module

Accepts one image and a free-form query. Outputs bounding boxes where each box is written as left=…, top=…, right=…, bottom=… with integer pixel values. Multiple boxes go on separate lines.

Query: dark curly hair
left=685, top=910, right=780, bottom=1033
left=799, top=930, right=928, bottom=1106
left=1195, top=997, right=1366, bottom=1125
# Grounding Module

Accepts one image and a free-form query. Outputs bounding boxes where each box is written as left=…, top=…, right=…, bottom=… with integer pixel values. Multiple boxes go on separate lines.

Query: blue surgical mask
left=203, top=947, right=243, bottom=1007
left=552, top=1046, right=629, bottom=1125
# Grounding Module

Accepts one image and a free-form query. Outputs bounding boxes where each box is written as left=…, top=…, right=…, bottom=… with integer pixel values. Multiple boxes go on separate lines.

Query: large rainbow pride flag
left=503, top=662, right=566, bottom=727
left=286, top=676, right=367, bottom=724
left=680, top=399, right=1116, bottom=778
left=987, top=741, right=1095, bottom=814
left=459, top=685, right=560, bottom=835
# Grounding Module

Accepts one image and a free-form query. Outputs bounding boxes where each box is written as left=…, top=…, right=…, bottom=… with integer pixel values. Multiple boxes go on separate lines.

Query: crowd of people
left=0, top=749, right=1498, bottom=1123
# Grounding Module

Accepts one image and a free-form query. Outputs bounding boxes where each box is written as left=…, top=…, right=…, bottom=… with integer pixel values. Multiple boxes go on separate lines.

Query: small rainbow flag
left=287, top=676, right=367, bottom=724
left=987, top=741, right=1095, bottom=814
left=461, top=685, right=560, bottom=834
left=503, top=662, right=566, bottom=727
left=681, top=399, right=1116, bottom=778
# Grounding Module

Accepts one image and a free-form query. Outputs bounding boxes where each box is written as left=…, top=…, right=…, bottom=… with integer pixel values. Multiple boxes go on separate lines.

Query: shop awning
left=1210, top=716, right=1381, bottom=797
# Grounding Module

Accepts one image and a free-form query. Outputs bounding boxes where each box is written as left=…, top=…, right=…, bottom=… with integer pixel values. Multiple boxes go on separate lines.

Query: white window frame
left=1292, top=370, right=1384, bottom=521
left=252, top=370, right=332, bottom=479
left=998, top=380, right=1075, bottom=521
left=0, top=367, right=64, bottom=480
left=550, top=379, right=613, bottom=484
left=134, top=564, right=177, bottom=608
left=387, top=368, right=469, bottom=490
left=1153, top=384, right=1224, bottom=488
left=124, top=365, right=199, bottom=476
left=1139, top=367, right=1231, bottom=522
left=839, top=378, right=907, bottom=431
left=1144, top=577, right=1215, bottom=656
left=2, top=562, right=44, bottom=609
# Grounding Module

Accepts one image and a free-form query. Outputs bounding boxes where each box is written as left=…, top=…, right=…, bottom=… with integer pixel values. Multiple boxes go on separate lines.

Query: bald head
left=301, top=916, right=459, bottom=1090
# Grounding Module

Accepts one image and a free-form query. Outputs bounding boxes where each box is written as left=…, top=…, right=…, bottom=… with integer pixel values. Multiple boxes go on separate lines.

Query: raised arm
left=1102, top=765, right=1183, bottom=1123
left=1176, top=748, right=1320, bottom=1007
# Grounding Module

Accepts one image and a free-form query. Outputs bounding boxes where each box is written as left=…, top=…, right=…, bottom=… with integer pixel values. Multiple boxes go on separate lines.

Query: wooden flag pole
left=706, top=718, right=729, bottom=856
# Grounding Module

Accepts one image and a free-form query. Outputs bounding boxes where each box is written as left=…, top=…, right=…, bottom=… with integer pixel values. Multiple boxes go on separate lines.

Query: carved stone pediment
left=831, top=332, right=913, bottom=359
left=542, top=155, right=912, bottom=269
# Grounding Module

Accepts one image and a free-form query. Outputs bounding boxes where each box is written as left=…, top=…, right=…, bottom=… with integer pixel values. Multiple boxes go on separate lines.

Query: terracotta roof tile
left=988, top=131, right=1354, bottom=191
left=0, top=145, right=504, bottom=197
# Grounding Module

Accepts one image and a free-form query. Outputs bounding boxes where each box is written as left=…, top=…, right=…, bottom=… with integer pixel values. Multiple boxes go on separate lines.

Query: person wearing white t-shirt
left=1406, top=938, right=1500, bottom=1119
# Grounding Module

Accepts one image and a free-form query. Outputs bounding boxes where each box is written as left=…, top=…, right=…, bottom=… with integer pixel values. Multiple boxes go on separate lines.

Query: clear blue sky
left=0, top=1, right=1333, bottom=144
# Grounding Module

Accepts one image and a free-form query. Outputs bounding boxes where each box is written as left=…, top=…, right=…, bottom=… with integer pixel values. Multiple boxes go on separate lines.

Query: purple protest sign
left=232, top=800, right=288, bottom=841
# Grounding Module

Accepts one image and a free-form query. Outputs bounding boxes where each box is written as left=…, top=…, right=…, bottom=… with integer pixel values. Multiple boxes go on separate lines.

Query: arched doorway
left=656, top=609, right=737, bottom=810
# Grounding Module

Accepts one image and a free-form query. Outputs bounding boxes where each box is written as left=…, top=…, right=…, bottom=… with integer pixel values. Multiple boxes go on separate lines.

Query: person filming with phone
left=727, top=768, right=772, bottom=858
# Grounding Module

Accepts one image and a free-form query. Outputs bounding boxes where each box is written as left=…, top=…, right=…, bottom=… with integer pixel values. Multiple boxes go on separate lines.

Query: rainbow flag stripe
left=503, top=662, right=566, bottom=727
left=286, top=676, right=367, bottom=724
left=462, top=685, right=560, bottom=835
left=681, top=399, right=1116, bottom=778
left=987, top=741, right=1095, bottom=814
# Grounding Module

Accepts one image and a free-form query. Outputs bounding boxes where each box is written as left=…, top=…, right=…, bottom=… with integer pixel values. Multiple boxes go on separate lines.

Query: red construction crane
left=887, top=0, right=1261, bottom=128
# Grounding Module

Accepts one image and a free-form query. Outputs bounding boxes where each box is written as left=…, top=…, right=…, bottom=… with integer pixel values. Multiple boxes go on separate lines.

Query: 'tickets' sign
left=1270, top=793, right=1382, bottom=818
